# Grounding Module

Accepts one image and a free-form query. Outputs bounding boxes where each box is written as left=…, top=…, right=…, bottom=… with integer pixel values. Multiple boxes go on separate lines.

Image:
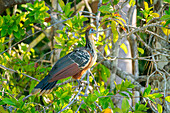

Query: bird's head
left=89, top=28, right=96, bottom=35
left=86, top=27, right=97, bottom=41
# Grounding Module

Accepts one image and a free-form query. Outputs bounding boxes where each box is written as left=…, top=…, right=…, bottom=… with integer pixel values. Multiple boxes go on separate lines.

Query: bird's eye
left=89, top=28, right=95, bottom=34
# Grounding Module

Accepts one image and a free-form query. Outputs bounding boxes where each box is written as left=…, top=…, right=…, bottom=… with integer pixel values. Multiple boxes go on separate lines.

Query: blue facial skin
left=89, top=28, right=96, bottom=34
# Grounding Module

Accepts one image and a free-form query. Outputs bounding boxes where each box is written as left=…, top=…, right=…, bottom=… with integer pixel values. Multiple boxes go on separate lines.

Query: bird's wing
left=48, top=49, right=91, bottom=82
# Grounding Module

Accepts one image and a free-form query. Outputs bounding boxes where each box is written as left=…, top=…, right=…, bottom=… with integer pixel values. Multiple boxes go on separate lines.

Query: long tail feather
left=31, top=75, right=57, bottom=95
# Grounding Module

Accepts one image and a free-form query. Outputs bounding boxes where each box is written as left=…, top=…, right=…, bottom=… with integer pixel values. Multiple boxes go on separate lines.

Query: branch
left=0, top=64, right=39, bottom=82
left=97, top=52, right=143, bottom=91
left=84, top=0, right=93, bottom=23
left=58, top=86, right=83, bottom=113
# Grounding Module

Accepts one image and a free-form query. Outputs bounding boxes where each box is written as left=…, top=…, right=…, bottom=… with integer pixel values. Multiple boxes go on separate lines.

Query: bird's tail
left=31, top=75, right=57, bottom=96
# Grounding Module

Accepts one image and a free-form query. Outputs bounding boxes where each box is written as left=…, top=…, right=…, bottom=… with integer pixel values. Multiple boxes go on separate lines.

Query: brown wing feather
left=49, top=63, right=80, bottom=82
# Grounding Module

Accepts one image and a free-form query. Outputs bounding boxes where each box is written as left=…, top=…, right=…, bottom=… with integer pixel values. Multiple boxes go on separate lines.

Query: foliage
left=137, top=1, right=159, bottom=24
left=0, top=0, right=168, bottom=113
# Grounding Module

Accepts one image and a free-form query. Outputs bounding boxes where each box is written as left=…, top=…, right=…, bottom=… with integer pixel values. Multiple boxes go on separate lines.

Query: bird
left=31, top=27, right=97, bottom=96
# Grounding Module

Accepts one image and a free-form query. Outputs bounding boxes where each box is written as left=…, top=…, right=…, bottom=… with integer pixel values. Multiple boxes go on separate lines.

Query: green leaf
left=40, top=6, right=49, bottom=12
left=16, top=16, right=21, bottom=25
left=34, top=0, right=39, bottom=8
left=54, top=44, right=64, bottom=49
left=120, top=43, right=128, bottom=54
left=165, top=96, right=170, bottom=102
left=113, top=107, right=123, bottom=113
left=137, top=16, right=145, bottom=21
left=29, top=80, right=37, bottom=94
left=144, top=1, right=148, bottom=11
left=101, top=15, right=111, bottom=22
left=164, top=0, right=170, bottom=3
left=122, top=98, right=130, bottom=113
left=135, top=102, right=149, bottom=111
left=65, top=19, right=73, bottom=28
left=111, top=21, right=118, bottom=43
left=2, top=98, right=16, bottom=106
left=103, top=0, right=109, bottom=4
left=34, top=12, right=39, bottom=20
left=137, top=47, right=144, bottom=54
left=13, top=24, right=18, bottom=32
left=151, top=13, right=159, bottom=17
left=152, top=93, right=163, bottom=98
left=143, top=85, right=151, bottom=97
left=61, top=91, right=68, bottom=98
left=64, top=2, right=72, bottom=17
left=115, top=16, right=126, bottom=24
left=87, top=94, right=98, bottom=103
left=129, top=0, right=136, bottom=7
left=58, top=0, right=65, bottom=10
left=113, top=0, right=120, bottom=5
left=56, top=30, right=65, bottom=34
left=0, top=16, right=4, bottom=27
left=163, top=19, right=170, bottom=27
left=125, top=90, right=133, bottom=97
left=13, top=31, right=20, bottom=39
left=157, top=104, right=162, bottom=113
left=119, top=92, right=129, bottom=99
left=1, top=29, right=7, bottom=37
left=8, top=27, right=13, bottom=35
left=99, top=4, right=114, bottom=13
left=160, top=15, right=170, bottom=20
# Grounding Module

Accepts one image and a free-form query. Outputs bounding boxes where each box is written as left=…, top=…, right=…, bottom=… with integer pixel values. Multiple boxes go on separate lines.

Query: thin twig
left=94, top=102, right=102, bottom=111
left=0, top=64, right=39, bottom=82
left=96, top=0, right=102, bottom=39
left=89, top=71, right=100, bottom=93
left=58, top=87, right=83, bottom=113
left=0, top=91, right=18, bottom=101
left=75, top=101, right=84, bottom=113
left=84, top=0, right=93, bottom=23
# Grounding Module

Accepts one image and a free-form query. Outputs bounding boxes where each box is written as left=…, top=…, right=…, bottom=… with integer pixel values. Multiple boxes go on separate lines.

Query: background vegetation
left=0, top=0, right=169, bottom=112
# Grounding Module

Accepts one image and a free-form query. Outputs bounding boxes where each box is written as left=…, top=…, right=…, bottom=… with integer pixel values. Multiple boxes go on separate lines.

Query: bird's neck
left=85, top=33, right=96, bottom=56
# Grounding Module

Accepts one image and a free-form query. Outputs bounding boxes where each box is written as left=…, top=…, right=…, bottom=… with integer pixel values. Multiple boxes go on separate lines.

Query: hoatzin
left=31, top=28, right=97, bottom=95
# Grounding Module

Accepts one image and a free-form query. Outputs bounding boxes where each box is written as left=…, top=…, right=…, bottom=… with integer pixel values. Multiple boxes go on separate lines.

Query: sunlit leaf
left=165, top=96, right=170, bottom=102
left=120, top=43, right=128, bottom=54
left=151, top=13, right=159, bottom=17
left=54, top=44, right=64, bottom=49
left=144, top=1, right=148, bottom=11
left=115, top=16, right=126, bottom=24
left=102, top=108, right=113, bottom=113
left=157, top=104, right=162, bottom=113
left=58, top=0, right=65, bottom=10
left=102, top=0, right=109, bottom=4
left=104, top=45, right=110, bottom=55
left=137, top=47, right=144, bottom=54
left=111, top=21, right=118, bottom=43
left=101, top=15, right=111, bottom=22
left=129, top=0, right=136, bottom=6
